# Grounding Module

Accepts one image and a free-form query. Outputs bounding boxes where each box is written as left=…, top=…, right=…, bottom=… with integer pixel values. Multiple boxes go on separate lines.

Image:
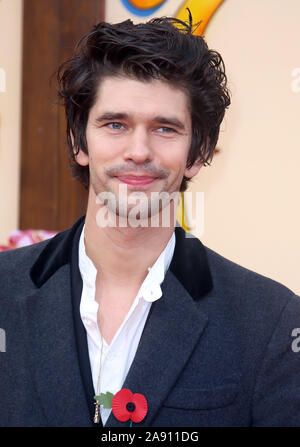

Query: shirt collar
left=138, top=232, right=175, bottom=302
left=78, top=226, right=97, bottom=288
left=78, top=226, right=175, bottom=303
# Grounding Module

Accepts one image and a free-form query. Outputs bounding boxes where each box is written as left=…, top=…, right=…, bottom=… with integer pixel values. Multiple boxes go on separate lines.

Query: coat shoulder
left=203, top=244, right=298, bottom=316
left=0, top=240, right=49, bottom=273
left=0, top=240, right=49, bottom=297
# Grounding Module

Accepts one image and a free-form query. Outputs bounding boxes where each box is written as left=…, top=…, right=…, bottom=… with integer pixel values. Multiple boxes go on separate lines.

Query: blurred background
left=0, top=0, right=299, bottom=294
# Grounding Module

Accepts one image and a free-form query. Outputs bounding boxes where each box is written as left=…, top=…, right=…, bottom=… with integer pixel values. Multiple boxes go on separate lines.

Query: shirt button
left=85, top=319, right=95, bottom=328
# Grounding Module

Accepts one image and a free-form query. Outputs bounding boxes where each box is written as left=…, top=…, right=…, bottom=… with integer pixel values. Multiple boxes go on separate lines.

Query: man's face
left=76, top=76, right=201, bottom=221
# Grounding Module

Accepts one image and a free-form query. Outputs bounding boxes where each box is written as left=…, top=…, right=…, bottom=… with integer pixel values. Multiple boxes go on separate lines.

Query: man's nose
left=123, top=127, right=153, bottom=164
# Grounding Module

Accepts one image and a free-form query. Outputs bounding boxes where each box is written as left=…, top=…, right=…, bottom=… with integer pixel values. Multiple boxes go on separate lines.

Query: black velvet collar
left=30, top=215, right=213, bottom=300
left=170, top=225, right=213, bottom=300
left=30, top=215, right=85, bottom=287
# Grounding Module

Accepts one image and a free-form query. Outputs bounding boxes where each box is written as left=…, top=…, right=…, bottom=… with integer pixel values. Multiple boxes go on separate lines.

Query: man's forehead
left=92, top=75, right=191, bottom=121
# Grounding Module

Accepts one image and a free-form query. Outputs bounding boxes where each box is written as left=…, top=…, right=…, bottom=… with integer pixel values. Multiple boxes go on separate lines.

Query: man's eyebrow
left=95, top=112, right=129, bottom=123
left=152, top=116, right=186, bottom=130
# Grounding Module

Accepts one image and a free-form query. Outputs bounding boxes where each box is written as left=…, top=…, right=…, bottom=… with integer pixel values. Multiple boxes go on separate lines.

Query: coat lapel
left=106, top=269, right=209, bottom=427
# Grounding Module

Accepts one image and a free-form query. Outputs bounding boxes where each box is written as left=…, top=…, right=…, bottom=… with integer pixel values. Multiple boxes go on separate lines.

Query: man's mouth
left=114, top=175, right=158, bottom=186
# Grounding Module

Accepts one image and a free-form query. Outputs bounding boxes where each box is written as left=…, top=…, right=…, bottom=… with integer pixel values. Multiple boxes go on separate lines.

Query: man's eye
left=157, top=127, right=175, bottom=133
left=107, top=122, right=124, bottom=130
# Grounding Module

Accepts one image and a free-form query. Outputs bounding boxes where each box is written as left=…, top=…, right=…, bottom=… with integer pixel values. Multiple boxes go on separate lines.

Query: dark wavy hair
left=57, top=14, right=230, bottom=191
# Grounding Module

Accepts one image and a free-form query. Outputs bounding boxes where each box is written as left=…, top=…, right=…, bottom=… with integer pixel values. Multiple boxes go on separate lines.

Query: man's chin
left=94, top=183, right=179, bottom=229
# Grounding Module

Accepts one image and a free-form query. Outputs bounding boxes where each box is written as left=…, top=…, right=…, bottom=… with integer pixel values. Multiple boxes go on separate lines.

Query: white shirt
left=79, top=226, right=175, bottom=426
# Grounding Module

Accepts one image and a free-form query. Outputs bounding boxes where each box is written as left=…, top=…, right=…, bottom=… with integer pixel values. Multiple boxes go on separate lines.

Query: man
left=1, top=16, right=300, bottom=427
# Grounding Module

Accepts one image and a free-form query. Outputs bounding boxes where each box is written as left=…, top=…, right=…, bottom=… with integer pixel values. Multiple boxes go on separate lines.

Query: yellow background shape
left=175, top=0, right=224, bottom=36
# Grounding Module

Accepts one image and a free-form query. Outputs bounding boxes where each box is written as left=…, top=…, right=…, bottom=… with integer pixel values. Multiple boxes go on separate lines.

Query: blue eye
left=157, top=126, right=175, bottom=133
left=107, top=122, right=124, bottom=130
left=157, top=127, right=175, bottom=133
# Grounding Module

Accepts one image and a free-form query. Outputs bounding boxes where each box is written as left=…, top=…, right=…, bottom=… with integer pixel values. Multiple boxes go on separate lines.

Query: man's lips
left=114, top=175, right=159, bottom=186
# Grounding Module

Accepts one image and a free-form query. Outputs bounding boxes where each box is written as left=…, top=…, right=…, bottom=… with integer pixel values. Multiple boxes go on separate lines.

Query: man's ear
left=184, top=158, right=203, bottom=180
left=70, top=131, right=89, bottom=167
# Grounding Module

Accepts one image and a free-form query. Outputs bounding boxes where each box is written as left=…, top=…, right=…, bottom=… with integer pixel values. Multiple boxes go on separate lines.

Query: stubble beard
left=92, top=172, right=179, bottom=228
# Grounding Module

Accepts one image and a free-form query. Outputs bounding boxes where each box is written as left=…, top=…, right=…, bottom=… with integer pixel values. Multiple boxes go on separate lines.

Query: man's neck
left=83, top=194, right=176, bottom=286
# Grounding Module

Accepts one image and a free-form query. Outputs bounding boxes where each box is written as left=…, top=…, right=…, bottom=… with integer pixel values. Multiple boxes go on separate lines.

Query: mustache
left=106, top=163, right=169, bottom=178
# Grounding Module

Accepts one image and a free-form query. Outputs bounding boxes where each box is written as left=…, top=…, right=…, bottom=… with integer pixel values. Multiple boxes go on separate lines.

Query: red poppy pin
left=111, top=388, right=148, bottom=426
